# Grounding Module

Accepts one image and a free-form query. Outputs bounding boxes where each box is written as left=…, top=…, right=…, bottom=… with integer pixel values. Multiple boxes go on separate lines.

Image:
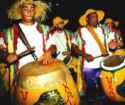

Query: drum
left=14, top=59, right=80, bottom=105
left=100, top=55, right=125, bottom=101
left=113, top=49, right=125, bottom=56
left=66, top=57, right=84, bottom=95
left=64, top=56, right=84, bottom=96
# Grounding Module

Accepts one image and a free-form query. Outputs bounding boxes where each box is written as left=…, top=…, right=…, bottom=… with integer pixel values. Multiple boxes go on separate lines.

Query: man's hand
left=38, top=51, right=54, bottom=65
left=62, top=51, right=71, bottom=56
left=6, top=53, right=18, bottom=64
left=102, top=53, right=109, bottom=57
left=85, top=54, right=94, bottom=62
left=48, top=45, right=57, bottom=55
left=108, top=39, right=118, bottom=50
left=71, top=43, right=82, bottom=56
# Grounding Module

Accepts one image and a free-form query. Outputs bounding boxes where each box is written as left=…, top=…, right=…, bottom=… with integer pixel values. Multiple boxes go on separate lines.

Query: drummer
left=77, top=8, right=119, bottom=102
left=46, top=16, right=73, bottom=61
left=104, top=18, right=124, bottom=52
left=45, top=16, right=84, bottom=95
left=0, top=0, right=54, bottom=95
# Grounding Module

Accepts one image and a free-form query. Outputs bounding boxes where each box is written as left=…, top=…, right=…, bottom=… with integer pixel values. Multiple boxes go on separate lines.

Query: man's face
left=87, top=12, right=98, bottom=27
left=21, top=3, right=35, bottom=23
left=57, top=21, right=65, bottom=28
left=106, top=23, right=113, bottom=29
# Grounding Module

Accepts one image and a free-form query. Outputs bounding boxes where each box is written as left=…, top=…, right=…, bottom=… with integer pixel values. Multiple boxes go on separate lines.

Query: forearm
left=71, top=43, right=83, bottom=57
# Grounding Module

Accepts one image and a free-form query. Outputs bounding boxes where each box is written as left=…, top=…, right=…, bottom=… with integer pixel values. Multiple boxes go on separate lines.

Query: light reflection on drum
left=100, top=55, right=125, bottom=101
left=14, top=60, right=80, bottom=105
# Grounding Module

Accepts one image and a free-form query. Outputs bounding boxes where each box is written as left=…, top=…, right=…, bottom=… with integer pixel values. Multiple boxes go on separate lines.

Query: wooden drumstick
left=5, top=48, right=35, bottom=68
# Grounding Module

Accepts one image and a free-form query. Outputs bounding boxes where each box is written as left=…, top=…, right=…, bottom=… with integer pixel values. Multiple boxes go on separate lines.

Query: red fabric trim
left=0, top=32, right=5, bottom=37
left=78, top=28, right=86, bottom=69
left=13, top=24, right=20, bottom=52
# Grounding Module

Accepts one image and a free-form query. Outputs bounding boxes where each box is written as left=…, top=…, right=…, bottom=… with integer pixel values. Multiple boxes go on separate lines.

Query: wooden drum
left=14, top=60, right=80, bottom=105
left=100, top=55, right=125, bottom=101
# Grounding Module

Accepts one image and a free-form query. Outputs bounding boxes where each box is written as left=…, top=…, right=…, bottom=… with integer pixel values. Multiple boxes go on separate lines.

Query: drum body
left=66, top=57, right=84, bottom=95
left=100, top=55, right=125, bottom=101
left=14, top=60, right=80, bottom=105
left=113, top=49, right=125, bottom=56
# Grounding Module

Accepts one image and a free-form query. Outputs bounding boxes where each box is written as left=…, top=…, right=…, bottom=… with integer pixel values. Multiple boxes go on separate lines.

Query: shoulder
left=5, top=24, right=19, bottom=31
left=79, top=26, right=88, bottom=32
left=64, top=29, right=74, bottom=34
left=37, top=22, right=50, bottom=33
left=38, top=23, right=49, bottom=29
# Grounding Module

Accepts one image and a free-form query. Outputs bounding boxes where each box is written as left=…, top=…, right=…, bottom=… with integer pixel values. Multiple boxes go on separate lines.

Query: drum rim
left=101, top=55, right=125, bottom=71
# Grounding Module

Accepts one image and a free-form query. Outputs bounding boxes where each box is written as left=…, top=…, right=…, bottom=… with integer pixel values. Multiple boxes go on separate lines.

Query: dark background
left=0, top=0, right=125, bottom=36
left=0, top=1, right=125, bottom=104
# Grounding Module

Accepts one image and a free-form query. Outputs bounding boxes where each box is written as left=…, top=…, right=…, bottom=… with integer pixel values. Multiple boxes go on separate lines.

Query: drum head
left=19, top=59, right=67, bottom=77
left=101, top=55, right=125, bottom=71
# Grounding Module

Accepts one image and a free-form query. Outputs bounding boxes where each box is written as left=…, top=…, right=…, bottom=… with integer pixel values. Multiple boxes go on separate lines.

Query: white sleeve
left=0, top=37, right=6, bottom=48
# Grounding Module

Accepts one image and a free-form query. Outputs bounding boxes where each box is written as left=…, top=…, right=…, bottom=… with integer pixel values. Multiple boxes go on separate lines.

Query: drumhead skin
left=101, top=55, right=125, bottom=71
left=15, top=59, right=80, bottom=105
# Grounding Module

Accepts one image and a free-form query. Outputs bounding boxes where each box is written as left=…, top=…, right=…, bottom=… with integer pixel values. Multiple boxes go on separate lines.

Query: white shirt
left=46, top=31, right=68, bottom=60
left=0, top=37, right=6, bottom=48
left=16, top=22, right=44, bottom=68
left=80, top=27, right=107, bottom=68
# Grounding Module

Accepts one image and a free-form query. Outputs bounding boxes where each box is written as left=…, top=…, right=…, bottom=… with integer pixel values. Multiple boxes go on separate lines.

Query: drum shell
left=100, top=49, right=125, bottom=101
left=113, top=49, right=125, bottom=56
left=100, top=67, right=125, bottom=101
left=14, top=60, right=80, bottom=105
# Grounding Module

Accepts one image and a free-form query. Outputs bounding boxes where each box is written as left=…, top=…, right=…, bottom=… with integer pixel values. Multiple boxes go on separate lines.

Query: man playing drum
left=104, top=18, right=124, bottom=52
left=0, top=1, right=81, bottom=104
left=77, top=8, right=120, bottom=103
left=0, top=0, right=55, bottom=101
left=45, top=16, right=84, bottom=95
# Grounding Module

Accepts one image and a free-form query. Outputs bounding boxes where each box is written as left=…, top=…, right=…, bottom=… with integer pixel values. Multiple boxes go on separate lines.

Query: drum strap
left=63, top=30, right=72, bottom=64
left=87, top=26, right=108, bottom=55
left=76, top=27, right=86, bottom=70
left=64, top=30, right=71, bottom=52
left=17, top=24, right=38, bottom=61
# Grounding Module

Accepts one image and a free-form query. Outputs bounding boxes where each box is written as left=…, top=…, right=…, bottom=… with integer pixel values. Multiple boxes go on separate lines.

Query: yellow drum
left=100, top=55, right=125, bottom=101
left=113, top=49, right=125, bottom=56
left=14, top=60, right=80, bottom=105
left=65, top=57, right=84, bottom=95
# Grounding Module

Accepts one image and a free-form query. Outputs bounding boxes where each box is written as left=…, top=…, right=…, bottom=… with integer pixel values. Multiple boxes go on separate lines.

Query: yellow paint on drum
left=100, top=67, right=125, bottom=101
left=113, top=49, right=125, bottom=56
left=15, top=60, right=80, bottom=105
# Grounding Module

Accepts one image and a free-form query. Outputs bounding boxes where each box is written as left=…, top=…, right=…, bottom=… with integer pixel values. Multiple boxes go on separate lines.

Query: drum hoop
left=101, top=65, right=125, bottom=72
left=101, top=56, right=125, bottom=72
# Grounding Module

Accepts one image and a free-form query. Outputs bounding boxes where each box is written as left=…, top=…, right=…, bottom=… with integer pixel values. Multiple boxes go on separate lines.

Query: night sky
left=0, top=0, right=125, bottom=32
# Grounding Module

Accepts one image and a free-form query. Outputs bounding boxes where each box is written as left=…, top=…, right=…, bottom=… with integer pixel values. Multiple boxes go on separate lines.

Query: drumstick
left=93, top=53, right=109, bottom=59
left=5, top=48, right=35, bottom=68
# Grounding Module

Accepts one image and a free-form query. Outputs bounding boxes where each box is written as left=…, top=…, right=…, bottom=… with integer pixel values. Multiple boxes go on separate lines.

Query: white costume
left=16, top=22, right=45, bottom=68
left=46, top=30, right=73, bottom=61
left=80, top=26, right=115, bottom=69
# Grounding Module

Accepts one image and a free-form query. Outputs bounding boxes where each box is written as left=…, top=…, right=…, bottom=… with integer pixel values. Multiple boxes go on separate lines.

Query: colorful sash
left=87, top=26, right=107, bottom=55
